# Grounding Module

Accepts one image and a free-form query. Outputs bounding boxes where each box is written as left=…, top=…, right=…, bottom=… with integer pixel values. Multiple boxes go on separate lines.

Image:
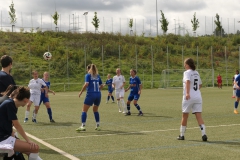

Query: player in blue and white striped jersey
left=125, top=69, right=143, bottom=116
left=76, top=64, right=103, bottom=132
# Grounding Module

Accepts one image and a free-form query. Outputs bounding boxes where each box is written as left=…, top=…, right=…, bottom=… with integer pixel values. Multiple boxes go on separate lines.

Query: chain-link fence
left=1, top=43, right=239, bottom=91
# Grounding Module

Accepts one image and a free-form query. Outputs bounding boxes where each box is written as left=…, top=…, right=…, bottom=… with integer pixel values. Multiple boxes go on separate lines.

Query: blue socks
left=134, top=104, right=141, bottom=111
left=94, top=112, right=100, bottom=123
left=235, top=101, right=239, bottom=109
left=81, top=112, right=87, bottom=125
left=47, top=108, right=52, bottom=120
left=111, top=96, right=114, bottom=101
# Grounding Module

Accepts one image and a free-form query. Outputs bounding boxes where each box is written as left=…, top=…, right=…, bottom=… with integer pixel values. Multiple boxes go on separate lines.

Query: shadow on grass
left=76, top=129, right=145, bottom=136
left=190, top=139, right=240, bottom=146
left=130, top=112, right=173, bottom=118
left=35, top=121, right=79, bottom=126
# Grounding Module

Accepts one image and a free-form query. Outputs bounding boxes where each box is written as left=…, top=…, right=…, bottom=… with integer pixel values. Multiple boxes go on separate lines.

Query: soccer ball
left=43, top=52, right=52, bottom=60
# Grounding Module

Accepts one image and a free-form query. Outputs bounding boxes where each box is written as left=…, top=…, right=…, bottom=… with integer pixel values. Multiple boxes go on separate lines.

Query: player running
left=104, top=74, right=115, bottom=103
left=125, top=69, right=143, bottom=116
left=177, top=58, right=207, bottom=141
left=112, top=68, right=126, bottom=113
left=76, top=64, right=103, bottom=132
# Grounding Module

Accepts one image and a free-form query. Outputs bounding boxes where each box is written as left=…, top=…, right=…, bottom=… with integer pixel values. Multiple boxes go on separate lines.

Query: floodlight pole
left=156, top=0, right=158, bottom=36
left=83, top=12, right=88, bottom=32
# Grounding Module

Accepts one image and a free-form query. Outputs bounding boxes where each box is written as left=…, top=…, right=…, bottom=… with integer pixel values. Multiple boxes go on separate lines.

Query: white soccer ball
left=43, top=52, right=52, bottom=60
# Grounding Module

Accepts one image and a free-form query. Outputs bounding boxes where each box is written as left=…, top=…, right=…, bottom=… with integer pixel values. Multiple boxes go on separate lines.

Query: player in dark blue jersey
left=39, top=72, right=55, bottom=123
left=0, top=55, right=16, bottom=94
left=76, top=64, right=103, bottom=132
left=104, top=74, right=115, bottom=103
left=125, top=69, right=143, bottom=116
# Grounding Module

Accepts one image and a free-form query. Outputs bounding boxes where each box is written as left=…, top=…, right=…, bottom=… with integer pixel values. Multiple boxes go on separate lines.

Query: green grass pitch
left=17, top=87, right=240, bottom=160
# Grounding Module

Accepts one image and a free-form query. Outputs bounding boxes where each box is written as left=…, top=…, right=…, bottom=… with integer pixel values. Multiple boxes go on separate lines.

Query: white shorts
left=0, top=136, right=16, bottom=157
left=30, top=94, right=41, bottom=106
left=115, top=89, right=125, bottom=99
left=182, top=96, right=202, bottom=113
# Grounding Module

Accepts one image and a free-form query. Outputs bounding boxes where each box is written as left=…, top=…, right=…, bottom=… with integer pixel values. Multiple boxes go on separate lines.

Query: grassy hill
left=0, top=31, right=240, bottom=91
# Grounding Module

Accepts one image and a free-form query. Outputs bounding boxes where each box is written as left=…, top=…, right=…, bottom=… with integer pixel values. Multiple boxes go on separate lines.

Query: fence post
left=151, top=45, right=153, bottom=88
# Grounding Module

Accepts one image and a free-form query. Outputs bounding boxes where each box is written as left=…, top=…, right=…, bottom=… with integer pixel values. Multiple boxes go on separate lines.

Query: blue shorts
left=108, top=89, right=113, bottom=94
left=128, top=93, right=140, bottom=101
left=39, top=95, right=49, bottom=105
left=84, top=92, right=101, bottom=106
left=236, top=90, right=240, bottom=97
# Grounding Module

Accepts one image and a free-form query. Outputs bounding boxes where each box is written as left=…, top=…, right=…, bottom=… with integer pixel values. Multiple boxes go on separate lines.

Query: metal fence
left=1, top=43, right=240, bottom=91
left=1, top=10, right=240, bottom=36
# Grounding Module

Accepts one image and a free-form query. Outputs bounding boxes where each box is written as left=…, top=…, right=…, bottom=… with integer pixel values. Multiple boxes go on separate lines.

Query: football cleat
left=95, top=126, right=101, bottom=131
left=138, top=112, right=143, bottom=116
left=50, top=119, right=55, bottom=123
left=125, top=112, right=131, bottom=116
left=234, top=109, right=239, bottom=114
left=32, top=119, right=37, bottom=123
left=177, top=135, right=185, bottom=140
left=76, top=126, right=86, bottom=132
left=202, top=135, right=208, bottom=141
left=24, top=118, right=28, bottom=123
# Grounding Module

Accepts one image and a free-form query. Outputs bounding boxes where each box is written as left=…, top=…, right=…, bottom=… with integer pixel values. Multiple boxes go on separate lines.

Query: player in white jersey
left=24, top=71, right=47, bottom=123
left=112, top=68, right=127, bottom=113
left=232, top=70, right=239, bottom=98
left=177, top=58, right=207, bottom=142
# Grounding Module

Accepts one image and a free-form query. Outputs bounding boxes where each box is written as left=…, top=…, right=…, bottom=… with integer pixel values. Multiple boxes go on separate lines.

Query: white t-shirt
left=28, top=78, right=46, bottom=95
left=112, top=75, right=125, bottom=91
left=233, top=74, right=239, bottom=88
left=183, top=69, right=202, bottom=100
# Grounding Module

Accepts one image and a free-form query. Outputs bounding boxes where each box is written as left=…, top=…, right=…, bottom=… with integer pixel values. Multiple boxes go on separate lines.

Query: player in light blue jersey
left=104, top=74, right=115, bottom=103
left=76, top=64, right=103, bottom=132
left=39, top=72, right=55, bottom=123
left=125, top=69, right=143, bottom=116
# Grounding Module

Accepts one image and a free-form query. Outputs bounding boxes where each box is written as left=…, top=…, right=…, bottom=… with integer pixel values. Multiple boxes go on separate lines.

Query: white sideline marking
left=26, top=132, right=80, bottom=160
left=43, top=123, right=240, bottom=141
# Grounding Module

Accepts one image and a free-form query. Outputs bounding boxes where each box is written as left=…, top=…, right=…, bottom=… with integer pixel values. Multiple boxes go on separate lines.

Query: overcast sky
left=0, top=0, right=240, bottom=36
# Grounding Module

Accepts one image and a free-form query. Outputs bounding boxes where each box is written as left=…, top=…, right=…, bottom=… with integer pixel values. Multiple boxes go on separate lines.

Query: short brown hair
left=1, top=55, right=12, bottom=68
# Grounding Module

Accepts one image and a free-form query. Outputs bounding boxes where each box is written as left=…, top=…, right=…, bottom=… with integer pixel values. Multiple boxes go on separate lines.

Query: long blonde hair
left=88, top=64, right=98, bottom=77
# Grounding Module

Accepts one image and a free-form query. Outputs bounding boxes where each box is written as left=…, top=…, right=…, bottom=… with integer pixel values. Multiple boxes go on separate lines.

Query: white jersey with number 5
left=183, top=69, right=202, bottom=100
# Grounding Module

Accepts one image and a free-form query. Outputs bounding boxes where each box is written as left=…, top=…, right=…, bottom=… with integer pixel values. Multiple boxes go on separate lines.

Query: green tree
left=214, top=13, right=225, bottom=37
left=52, top=11, right=59, bottom=31
left=92, top=12, right=100, bottom=33
left=191, top=12, right=199, bottom=36
left=159, top=10, right=169, bottom=35
left=8, top=1, right=17, bottom=32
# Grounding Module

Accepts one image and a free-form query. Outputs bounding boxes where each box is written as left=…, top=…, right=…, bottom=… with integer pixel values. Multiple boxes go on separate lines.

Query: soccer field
left=18, top=87, right=240, bottom=160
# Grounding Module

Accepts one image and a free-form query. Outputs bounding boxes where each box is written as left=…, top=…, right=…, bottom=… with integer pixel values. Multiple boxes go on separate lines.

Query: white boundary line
left=26, top=132, right=80, bottom=160
left=43, top=123, right=240, bottom=141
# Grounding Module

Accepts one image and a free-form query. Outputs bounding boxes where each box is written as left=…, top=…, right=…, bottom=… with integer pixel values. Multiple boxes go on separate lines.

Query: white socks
left=120, top=99, right=126, bottom=112
left=180, top=125, right=186, bottom=136
left=199, top=124, right=206, bottom=136
left=25, top=111, right=29, bottom=118
left=29, top=153, right=42, bottom=160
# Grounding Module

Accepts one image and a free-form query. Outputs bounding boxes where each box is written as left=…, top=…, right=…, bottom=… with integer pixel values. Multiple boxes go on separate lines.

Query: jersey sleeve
left=7, top=102, right=17, bottom=121
left=137, top=76, right=142, bottom=85
left=183, top=71, right=190, bottom=82
left=122, top=76, right=125, bottom=82
left=39, top=79, right=47, bottom=86
left=85, top=74, right=90, bottom=83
